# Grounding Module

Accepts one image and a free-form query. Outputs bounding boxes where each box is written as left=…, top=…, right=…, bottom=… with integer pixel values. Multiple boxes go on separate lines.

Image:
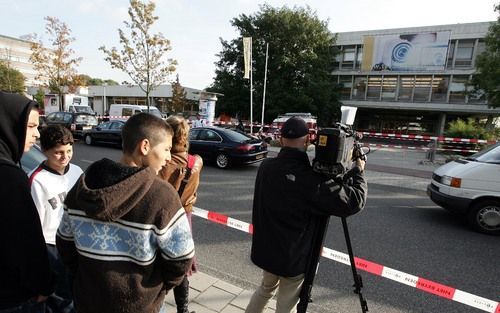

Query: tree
left=30, top=16, right=82, bottom=111
left=77, top=74, right=119, bottom=86
left=0, top=60, right=25, bottom=94
left=471, top=3, right=500, bottom=108
left=33, top=88, right=46, bottom=110
left=100, top=0, right=177, bottom=110
left=170, top=74, right=187, bottom=113
left=208, top=5, right=341, bottom=126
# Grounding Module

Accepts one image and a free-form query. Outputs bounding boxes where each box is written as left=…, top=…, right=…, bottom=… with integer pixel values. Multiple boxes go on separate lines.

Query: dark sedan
left=189, top=126, right=268, bottom=169
left=83, top=120, right=125, bottom=146
left=43, top=111, right=98, bottom=137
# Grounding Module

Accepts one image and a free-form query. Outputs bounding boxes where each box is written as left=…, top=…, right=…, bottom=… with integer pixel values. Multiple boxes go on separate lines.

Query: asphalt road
left=71, top=142, right=499, bottom=313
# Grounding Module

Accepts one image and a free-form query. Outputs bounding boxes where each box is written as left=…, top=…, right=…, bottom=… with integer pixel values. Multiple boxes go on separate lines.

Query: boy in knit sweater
left=57, top=113, right=194, bottom=313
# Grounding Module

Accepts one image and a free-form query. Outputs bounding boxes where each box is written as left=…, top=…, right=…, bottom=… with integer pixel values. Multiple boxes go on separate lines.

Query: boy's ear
left=138, top=138, right=150, bottom=156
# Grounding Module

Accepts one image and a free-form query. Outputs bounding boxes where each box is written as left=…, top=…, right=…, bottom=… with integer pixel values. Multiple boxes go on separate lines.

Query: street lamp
left=102, top=83, right=107, bottom=113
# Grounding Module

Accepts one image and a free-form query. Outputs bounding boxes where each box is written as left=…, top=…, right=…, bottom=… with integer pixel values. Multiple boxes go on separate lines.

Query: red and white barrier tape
left=361, top=132, right=498, bottom=145
left=192, top=206, right=500, bottom=313
left=363, top=143, right=479, bottom=154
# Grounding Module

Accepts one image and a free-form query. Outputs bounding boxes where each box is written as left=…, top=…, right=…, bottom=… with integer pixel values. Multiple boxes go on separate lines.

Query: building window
left=355, top=46, right=363, bottom=70
left=454, top=40, right=474, bottom=67
left=352, top=76, right=367, bottom=100
left=398, top=76, right=414, bottom=101
left=366, top=76, right=382, bottom=99
left=341, top=46, right=356, bottom=69
left=381, top=76, right=397, bottom=101
left=339, top=76, right=353, bottom=99
left=413, top=76, right=432, bottom=102
left=449, top=75, right=468, bottom=103
left=446, top=41, right=455, bottom=69
left=431, top=76, right=449, bottom=102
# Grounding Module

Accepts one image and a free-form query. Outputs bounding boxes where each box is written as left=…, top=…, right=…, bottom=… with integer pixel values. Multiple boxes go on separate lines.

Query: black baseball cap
left=280, top=117, right=309, bottom=139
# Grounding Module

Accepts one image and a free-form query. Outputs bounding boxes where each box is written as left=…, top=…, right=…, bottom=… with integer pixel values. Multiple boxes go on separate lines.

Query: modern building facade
left=0, top=34, right=43, bottom=87
left=88, top=84, right=204, bottom=116
left=333, top=22, right=500, bottom=135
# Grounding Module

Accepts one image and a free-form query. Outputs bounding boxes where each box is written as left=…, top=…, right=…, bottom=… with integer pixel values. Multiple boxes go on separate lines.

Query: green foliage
left=445, top=118, right=498, bottom=140
left=209, top=5, right=341, bottom=126
left=471, top=3, right=500, bottom=107
left=33, top=88, right=45, bottom=109
left=100, top=0, right=177, bottom=108
left=78, top=74, right=119, bottom=86
left=0, top=60, right=25, bottom=93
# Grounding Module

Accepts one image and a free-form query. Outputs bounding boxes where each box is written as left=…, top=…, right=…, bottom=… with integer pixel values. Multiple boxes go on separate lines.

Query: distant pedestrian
left=56, top=113, right=195, bottom=313
left=0, top=91, right=54, bottom=312
left=237, top=118, right=245, bottom=133
left=245, top=117, right=367, bottom=313
left=29, top=125, right=83, bottom=310
left=192, top=114, right=203, bottom=128
left=160, top=115, right=203, bottom=313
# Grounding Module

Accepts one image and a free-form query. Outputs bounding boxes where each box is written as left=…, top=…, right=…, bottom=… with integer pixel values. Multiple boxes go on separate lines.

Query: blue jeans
left=0, top=298, right=46, bottom=313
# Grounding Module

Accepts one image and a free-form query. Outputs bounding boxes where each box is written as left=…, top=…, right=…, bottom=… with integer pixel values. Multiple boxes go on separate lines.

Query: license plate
left=82, top=126, right=92, bottom=130
left=256, top=154, right=264, bottom=160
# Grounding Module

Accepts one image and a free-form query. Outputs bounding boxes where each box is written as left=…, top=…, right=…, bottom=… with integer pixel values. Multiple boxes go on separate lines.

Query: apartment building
left=0, top=34, right=43, bottom=87
left=333, top=22, right=500, bottom=135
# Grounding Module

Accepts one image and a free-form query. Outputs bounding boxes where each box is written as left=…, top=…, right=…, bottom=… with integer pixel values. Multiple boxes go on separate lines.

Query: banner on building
left=361, top=31, right=451, bottom=72
left=243, top=37, right=252, bottom=79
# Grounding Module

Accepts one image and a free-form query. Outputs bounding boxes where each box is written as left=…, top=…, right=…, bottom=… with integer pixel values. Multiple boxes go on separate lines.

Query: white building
left=333, top=22, right=500, bottom=135
left=88, top=84, right=204, bottom=116
left=0, top=34, right=43, bottom=87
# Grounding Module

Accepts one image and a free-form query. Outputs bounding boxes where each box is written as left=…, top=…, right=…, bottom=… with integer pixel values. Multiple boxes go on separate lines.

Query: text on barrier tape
left=192, top=206, right=499, bottom=313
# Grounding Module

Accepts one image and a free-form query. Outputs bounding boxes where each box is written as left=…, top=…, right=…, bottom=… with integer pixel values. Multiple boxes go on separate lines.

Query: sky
left=0, top=0, right=497, bottom=90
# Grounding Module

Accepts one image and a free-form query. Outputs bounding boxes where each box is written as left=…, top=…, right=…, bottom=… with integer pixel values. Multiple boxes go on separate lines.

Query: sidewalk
left=164, top=146, right=445, bottom=313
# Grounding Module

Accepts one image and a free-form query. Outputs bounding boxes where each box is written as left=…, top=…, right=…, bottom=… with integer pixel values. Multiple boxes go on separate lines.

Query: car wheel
left=215, top=153, right=229, bottom=169
left=467, top=200, right=500, bottom=235
left=84, top=135, right=93, bottom=145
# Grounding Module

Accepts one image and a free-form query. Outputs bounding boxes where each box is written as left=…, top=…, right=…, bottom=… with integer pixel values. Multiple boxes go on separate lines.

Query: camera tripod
left=296, top=215, right=368, bottom=313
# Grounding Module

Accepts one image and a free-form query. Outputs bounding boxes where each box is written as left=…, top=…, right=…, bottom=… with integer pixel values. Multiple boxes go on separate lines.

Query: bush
left=445, top=118, right=497, bottom=140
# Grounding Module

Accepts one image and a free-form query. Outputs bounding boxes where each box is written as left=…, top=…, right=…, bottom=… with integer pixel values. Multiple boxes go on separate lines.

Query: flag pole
left=249, top=38, right=253, bottom=135
left=261, top=42, right=269, bottom=133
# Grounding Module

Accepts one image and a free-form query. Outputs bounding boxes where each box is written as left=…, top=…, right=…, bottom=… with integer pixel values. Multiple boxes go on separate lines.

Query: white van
left=108, top=104, right=163, bottom=121
left=427, top=142, right=500, bottom=235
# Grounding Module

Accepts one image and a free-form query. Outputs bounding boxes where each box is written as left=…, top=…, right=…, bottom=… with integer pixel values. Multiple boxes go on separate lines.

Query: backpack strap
left=178, top=154, right=195, bottom=197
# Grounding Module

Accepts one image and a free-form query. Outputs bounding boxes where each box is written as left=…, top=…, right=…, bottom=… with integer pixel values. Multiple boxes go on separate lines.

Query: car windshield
left=467, top=143, right=500, bottom=163
left=75, top=114, right=98, bottom=125
left=20, top=145, right=46, bottom=174
left=73, top=106, right=94, bottom=114
left=141, top=107, right=163, bottom=119
left=223, top=129, right=254, bottom=142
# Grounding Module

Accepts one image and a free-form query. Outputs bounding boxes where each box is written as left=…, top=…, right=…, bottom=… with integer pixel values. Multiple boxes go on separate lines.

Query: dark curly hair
left=40, top=125, right=74, bottom=151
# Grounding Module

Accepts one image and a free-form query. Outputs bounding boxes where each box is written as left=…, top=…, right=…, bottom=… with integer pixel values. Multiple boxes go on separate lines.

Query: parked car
left=43, top=111, right=98, bottom=137
left=20, top=145, right=46, bottom=174
left=189, top=126, right=268, bottom=169
left=83, top=120, right=125, bottom=146
left=427, top=142, right=500, bottom=235
left=108, top=104, right=163, bottom=121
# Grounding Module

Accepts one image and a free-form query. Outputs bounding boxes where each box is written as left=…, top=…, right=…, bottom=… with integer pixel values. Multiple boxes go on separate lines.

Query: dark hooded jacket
left=0, top=92, right=53, bottom=309
left=251, top=147, right=367, bottom=277
left=56, top=158, right=195, bottom=313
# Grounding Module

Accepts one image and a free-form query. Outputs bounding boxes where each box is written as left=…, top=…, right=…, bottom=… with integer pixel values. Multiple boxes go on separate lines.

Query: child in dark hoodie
left=56, top=113, right=195, bottom=313
left=0, top=91, right=53, bottom=312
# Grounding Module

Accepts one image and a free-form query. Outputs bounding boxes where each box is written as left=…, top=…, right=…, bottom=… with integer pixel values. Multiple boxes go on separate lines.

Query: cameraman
left=245, top=117, right=367, bottom=313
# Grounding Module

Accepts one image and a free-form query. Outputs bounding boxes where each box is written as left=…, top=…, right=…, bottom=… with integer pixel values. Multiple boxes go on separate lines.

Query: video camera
left=312, top=107, right=369, bottom=177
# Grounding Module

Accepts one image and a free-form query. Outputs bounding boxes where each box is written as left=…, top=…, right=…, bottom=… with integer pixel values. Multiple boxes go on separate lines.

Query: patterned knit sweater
left=56, top=158, right=194, bottom=313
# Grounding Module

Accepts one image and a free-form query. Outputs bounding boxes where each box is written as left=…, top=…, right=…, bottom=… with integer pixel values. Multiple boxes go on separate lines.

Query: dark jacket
left=56, top=158, right=195, bottom=313
left=251, top=147, right=367, bottom=277
left=0, top=92, right=53, bottom=309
